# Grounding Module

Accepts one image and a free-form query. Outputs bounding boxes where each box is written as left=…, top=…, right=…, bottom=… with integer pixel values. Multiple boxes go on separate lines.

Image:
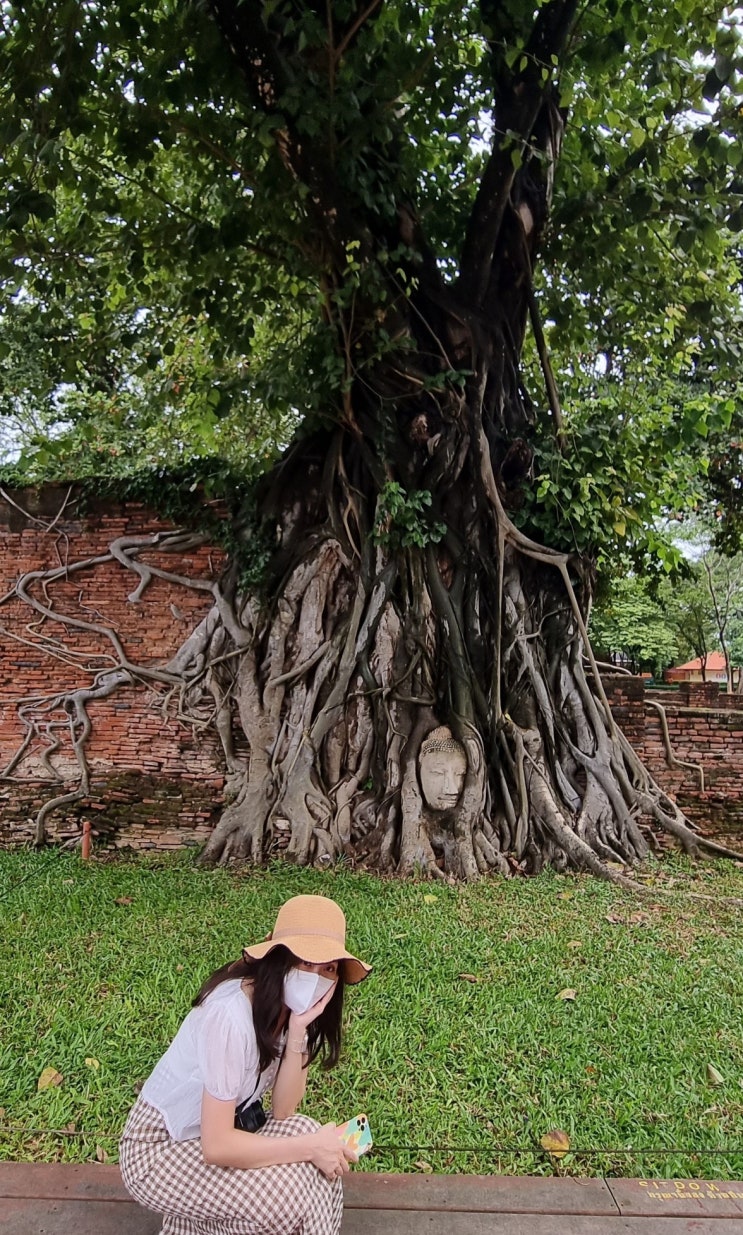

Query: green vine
left=373, top=481, right=446, bottom=550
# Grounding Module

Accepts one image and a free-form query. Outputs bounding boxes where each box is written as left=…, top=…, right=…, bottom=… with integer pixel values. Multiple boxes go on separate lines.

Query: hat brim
left=243, top=934, right=371, bottom=984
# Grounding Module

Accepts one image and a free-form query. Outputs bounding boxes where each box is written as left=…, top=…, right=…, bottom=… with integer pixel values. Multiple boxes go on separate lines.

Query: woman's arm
left=200, top=1090, right=352, bottom=1176
left=270, top=983, right=338, bottom=1121
left=269, top=1016, right=309, bottom=1120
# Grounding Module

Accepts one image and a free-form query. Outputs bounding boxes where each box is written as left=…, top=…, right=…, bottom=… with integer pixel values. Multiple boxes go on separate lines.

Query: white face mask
left=283, top=968, right=336, bottom=1015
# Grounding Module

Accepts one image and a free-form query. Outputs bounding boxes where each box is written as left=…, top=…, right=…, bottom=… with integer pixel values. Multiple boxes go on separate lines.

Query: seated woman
left=120, top=894, right=371, bottom=1235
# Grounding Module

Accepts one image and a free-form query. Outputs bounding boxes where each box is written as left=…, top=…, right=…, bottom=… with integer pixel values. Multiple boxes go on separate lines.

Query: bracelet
left=286, top=1035, right=308, bottom=1054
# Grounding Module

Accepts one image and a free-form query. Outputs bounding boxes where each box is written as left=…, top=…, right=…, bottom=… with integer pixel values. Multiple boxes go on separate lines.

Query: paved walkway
left=2, top=1163, right=743, bottom=1233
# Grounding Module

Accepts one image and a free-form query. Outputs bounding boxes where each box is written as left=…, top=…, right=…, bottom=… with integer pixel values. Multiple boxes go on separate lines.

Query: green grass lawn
left=0, top=848, right=741, bottom=1179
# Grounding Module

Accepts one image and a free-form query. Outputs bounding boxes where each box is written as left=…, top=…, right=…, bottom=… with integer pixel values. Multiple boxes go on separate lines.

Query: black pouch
left=234, top=1097, right=267, bottom=1133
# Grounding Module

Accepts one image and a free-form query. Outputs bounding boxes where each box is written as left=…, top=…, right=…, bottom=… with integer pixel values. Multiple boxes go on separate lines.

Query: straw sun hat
left=243, top=894, right=371, bottom=985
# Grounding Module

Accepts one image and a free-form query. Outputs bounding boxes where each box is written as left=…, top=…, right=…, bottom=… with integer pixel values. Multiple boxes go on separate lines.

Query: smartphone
left=337, top=1113, right=373, bottom=1157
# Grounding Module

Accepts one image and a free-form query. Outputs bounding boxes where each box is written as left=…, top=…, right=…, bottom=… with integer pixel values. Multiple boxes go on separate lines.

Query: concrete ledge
left=1, top=1198, right=157, bottom=1235
left=0, top=1163, right=614, bottom=1214
left=2, top=1163, right=743, bottom=1235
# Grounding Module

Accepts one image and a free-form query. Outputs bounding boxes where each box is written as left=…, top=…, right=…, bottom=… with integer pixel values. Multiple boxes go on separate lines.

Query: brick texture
left=596, top=678, right=743, bottom=840
left=0, top=486, right=225, bottom=850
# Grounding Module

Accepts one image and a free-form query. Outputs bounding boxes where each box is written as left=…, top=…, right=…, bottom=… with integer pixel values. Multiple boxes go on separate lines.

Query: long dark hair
left=193, top=945, right=345, bottom=1073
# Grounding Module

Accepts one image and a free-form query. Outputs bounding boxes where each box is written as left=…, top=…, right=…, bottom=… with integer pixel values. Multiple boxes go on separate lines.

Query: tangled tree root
left=3, top=480, right=741, bottom=885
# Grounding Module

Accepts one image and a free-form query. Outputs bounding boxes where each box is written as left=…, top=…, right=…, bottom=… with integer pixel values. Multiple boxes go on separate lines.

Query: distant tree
left=664, top=520, right=743, bottom=690
left=659, top=567, right=715, bottom=679
left=701, top=551, right=743, bottom=691
left=589, top=575, right=682, bottom=676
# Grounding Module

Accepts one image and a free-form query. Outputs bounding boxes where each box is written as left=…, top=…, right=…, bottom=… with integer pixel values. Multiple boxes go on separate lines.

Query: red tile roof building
left=664, top=652, right=737, bottom=685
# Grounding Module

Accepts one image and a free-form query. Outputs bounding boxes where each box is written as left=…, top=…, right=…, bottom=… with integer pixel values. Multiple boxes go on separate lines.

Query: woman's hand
left=288, top=978, right=337, bottom=1035
left=307, top=1122, right=355, bottom=1180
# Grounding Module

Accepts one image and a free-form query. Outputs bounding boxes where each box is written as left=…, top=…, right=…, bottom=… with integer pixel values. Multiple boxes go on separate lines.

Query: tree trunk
left=193, top=394, right=725, bottom=876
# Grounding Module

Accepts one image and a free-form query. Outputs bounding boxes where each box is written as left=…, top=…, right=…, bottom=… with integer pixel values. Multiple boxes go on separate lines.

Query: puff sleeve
left=194, top=996, right=259, bottom=1103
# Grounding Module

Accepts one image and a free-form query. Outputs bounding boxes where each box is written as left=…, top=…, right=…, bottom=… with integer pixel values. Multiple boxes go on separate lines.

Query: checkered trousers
left=119, top=1096, right=343, bottom=1235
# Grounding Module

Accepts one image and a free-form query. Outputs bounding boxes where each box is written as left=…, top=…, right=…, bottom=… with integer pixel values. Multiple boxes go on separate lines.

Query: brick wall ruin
left=604, top=676, right=743, bottom=842
left=0, top=486, right=226, bottom=850
left=1, top=487, right=742, bottom=853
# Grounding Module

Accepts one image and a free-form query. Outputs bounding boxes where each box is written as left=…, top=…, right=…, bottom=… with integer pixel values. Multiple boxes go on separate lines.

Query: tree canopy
left=1, top=0, right=741, bottom=565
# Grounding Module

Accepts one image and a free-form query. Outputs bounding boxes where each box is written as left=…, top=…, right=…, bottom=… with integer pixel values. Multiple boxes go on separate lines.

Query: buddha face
left=419, top=729, right=468, bottom=812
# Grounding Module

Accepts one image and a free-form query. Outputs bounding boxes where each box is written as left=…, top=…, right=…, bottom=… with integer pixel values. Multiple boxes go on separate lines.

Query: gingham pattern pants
left=119, top=1097, right=344, bottom=1235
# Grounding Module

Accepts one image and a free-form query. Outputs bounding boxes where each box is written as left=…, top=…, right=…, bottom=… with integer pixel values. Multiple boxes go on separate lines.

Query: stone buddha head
left=418, top=726, right=468, bottom=812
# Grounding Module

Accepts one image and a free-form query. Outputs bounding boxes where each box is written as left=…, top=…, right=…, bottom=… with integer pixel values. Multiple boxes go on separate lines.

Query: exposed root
left=645, top=699, right=705, bottom=791
left=1, top=528, right=220, bottom=844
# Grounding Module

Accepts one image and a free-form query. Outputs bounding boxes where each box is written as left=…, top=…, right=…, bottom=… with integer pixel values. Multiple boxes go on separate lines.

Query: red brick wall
left=601, top=677, right=743, bottom=839
left=1, top=488, right=742, bottom=852
left=0, top=486, right=226, bottom=849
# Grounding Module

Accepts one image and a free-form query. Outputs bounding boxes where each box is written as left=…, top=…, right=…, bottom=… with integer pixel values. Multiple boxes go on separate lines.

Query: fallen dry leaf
left=458, top=973, right=480, bottom=983
left=556, top=988, right=576, bottom=1001
left=95, top=1145, right=109, bottom=1163
left=114, top=896, right=133, bottom=906
left=37, top=1067, right=63, bottom=1091
left=414, top=1160, right=433, bottom=1173
left=707, top=1063, right=724, bottom=1087
left=540, top=1129, right=571, bottom=1159
left=605, top=913, right=624, bottom=924
left=566, top=940, right=583, bottom=950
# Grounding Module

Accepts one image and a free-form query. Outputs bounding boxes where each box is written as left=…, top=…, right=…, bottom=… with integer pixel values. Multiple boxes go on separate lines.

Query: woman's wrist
left=286, top=1013, right=309, bottom=1053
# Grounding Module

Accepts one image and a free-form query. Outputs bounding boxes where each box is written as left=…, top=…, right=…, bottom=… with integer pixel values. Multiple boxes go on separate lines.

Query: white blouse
left=141, top=979, right=282, bottom=1141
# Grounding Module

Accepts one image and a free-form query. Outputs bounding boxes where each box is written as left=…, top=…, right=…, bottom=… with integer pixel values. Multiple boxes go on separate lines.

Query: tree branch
left=458, top=0, right=578, bottom=304
left=333, top=0, right=383, bottom=66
